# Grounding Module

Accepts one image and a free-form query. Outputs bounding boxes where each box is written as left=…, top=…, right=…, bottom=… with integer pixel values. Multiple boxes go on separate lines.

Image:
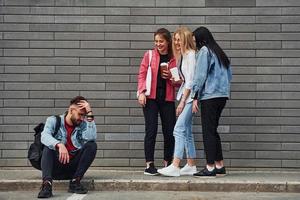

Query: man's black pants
left=41, top=141, right=97, bottom=181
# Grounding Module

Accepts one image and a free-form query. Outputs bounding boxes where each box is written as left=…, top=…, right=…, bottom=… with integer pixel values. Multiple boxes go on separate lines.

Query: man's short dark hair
left=70, top=96, right=87, bottom=105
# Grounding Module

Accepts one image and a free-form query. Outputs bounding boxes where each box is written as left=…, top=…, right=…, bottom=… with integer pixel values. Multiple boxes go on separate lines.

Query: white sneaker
left=180, top=164, right=197, bottom=175
left=158, top=164, right=180, bottom=177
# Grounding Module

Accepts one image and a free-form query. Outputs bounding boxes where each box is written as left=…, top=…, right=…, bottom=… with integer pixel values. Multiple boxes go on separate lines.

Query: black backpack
left=27, top=115, right=61, bottom=170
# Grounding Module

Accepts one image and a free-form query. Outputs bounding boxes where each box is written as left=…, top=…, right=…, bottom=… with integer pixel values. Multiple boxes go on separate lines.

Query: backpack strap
left=53, top=115, right=61, bottom=137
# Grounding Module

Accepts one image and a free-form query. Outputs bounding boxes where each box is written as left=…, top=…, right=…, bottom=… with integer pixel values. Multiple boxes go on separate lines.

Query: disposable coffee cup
left=170, top=67, right=180, bottom=81
left=160, top=62, right=168, bottom=78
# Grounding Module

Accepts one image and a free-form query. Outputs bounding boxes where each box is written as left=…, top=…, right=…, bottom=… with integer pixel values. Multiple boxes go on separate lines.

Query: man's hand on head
left=77, top=100, right=92, bottom=113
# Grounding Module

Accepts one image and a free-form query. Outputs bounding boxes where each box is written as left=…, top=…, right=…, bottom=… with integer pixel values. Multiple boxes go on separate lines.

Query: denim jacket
left=41, top=113, right=97, bottom=151
left=191, top=46, right=232, bottom=100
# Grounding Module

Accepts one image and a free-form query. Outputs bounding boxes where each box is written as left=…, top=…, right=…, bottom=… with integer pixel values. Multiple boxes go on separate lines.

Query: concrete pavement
left=0, top=169, right=299, bottom=193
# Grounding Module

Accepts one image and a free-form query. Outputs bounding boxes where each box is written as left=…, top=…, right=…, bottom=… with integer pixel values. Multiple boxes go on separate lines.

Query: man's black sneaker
left=144, top=163, right=159, bottom=176
left=37, top=180, right=53, bottom=198
left=193, top=167, right=216, bottom=178
left=216, top=166, right=226, bottom=176
left=68, top=180, right=88, bottom=194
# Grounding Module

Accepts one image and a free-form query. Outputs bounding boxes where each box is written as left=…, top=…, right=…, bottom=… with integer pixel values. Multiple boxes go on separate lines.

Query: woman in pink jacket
left=137, top=28, right=177, bottom=175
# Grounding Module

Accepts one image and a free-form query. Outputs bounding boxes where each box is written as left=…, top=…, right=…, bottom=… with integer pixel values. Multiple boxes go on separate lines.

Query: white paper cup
left=170, top=68, right=180, bottom=81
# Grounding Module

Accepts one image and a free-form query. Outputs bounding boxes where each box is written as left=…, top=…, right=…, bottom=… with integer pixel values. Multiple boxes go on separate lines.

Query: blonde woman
left=158, top=27, right=197, bottom=176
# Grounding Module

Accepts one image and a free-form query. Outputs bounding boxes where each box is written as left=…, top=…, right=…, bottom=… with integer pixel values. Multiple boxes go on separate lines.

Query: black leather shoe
left=193, top=167, right=216, bottom=177
left=216, top=166, right=226, bottom=176
left=68, top=180, right=88, bottom=194
left=37, top=180, right=53, bottom=198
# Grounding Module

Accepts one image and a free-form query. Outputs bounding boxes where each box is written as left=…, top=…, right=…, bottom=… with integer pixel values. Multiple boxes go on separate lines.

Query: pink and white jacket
left=137, top=48, right=177, bottom=102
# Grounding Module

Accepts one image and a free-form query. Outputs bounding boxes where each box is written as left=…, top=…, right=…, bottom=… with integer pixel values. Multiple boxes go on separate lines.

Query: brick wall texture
left=1, top=0, right=300, bottom=169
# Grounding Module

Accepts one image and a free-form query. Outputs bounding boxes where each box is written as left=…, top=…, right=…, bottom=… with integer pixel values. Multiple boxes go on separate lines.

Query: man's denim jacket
left=41, top=113, right=97, bottom=151
left=191, top=46, right=232, bottom=100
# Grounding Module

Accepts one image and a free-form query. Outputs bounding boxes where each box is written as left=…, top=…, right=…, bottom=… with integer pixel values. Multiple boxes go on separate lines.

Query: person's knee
left=84, top=141, right=97, bottom=152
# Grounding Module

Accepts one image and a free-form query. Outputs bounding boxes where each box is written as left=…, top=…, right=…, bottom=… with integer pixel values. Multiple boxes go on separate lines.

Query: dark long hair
left=154, top=28, right=173, bottom=60
left=193, top=27, right=230, bottom=68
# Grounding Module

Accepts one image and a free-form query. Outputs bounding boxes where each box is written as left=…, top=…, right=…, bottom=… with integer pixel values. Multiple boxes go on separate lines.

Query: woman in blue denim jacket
left=191, top=27, right=232, bottom=177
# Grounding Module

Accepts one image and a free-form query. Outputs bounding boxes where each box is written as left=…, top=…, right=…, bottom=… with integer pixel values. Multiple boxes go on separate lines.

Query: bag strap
left=53, top=115, right=61, bottom=137
left=148, top=50, right=152, bottom=68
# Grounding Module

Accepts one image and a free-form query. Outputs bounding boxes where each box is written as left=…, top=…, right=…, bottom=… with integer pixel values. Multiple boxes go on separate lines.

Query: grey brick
left=282, top=92, right=300, bottom=99
left=106, top=83, right=137, bottom=91
left=283, top=58, right=300, bottom=65
left=4, top=99, right=54, bottom=108
left=30, top=24, right=80, bottom=32
left=231, top=109, right=280, bottom=117
left=29, top=74, right=79, bottom=82
left=106, top=0, right=154, bottom=7
left=281, top=126, right=300, bottom=134
left=28, top=108, right=67, bottom=116
left=0, top=41, right=29, bottom=48
left=220, top=117, right=256, bottom=125
left=131, top=8, right=180, bottom=16
left=257, top=50, right=300, bottom=58
left=226, top=50, right=255, bottom=58
left=256, top=134, right=300, bottom=142
left=283, top=160, right=300, bottom=168
left=106, top=16, right=154, bottom=24
left=4, top=32, right=53, bottom=40
left=103, top=150, right=130, bottom=158
left=231, top=142, right=281, bottom=150
left=105, top=33, right=153, bottom=41
left=0, top=24, right=29, bottom=31
left=80, top=58, right=128, bottom=66
left=97, top=125, right=130, bottom=133
left=256, top=117, right=300, bottom=125
left=231, top=7, right=281, bottom=15
left=282, top=83, right=300, bottom=91
left=282, top=7, right=300, bottom=15
left=5, top=83, right=55, bottom=90
left=2, top=150, right=27, bottom=158
left=0, top=108, right=28, bottom=116
left=106, top=66, right=138, bottom=74
left=30, top=41, right=79, bottom=49
left=231, top=41, right=281, bottom=49
left=105, top=116, right=144, bottom=125
left=4, top=15, right=54, bottom=23
left=0, top=6, right=30, bottom=14
left=104, top=133, right=130, bottom=141
left=105, top=50, right=143, bottom=58
left=81, top=41, right=129, bottom=49
left=56, top=66, right=105, bottom=74
left=231, top=58, right=281, bottom=66
left=31, top=6, right=80, bottom=15
left=80, top=24, right=129, bottom=32
left=29, top=57, right=79, bottom=65
left=257, top=0, right=300, bottom=6
left=55, top=16, right=104, bottom=24
left=226, top=100, right=255, bottom=108
left=214, top=33, right=255, bottom=41
left=282, top=143, right=300, bottom=151
left=98, top=142, right=129, bottom=149
left=0, top=57, right=28, bottom=65
left=0, top=125, right=28, bottom=132
left=220, top=134, right=255, bottom=142
left=224, top=151, right=255, bottom=159
left=182, top=8, right=229, bottom=15
left=3, top=133, right=31, bottom=141
left=55, top=49, right=104, bottom=57
left=233, top=75, right=281, bottom=83
left=55, top=99, right=104, bottom=108
left=282, top=75, right=300, bottom=82
left=283, top=41, right=300, bottom=49
left=80, top=91, right=129, bottom=99
left=80, top=7, right=129, bottom=15
left=5, top=66, right=55, bottom=73
left=230, top=159, right=281, bottom=168
left=206, top=0, right=255, bottom=7
left=105, top=100, right=138, bottom=108
left=92, top=108, right=129, bottom=116
left=257, top=33, right=300, bottom=40
left=231, top=125, right=280, bottom=134
left=56, top=83, right=105, bottom=91
left=256, top=83, right=281, bottom=91
left=130, top=25, right=177, bottom=33
left=231, top=66, right=256, bottom=74
left=4, top=0, right=54, bottom=6
left=92, top=158, right=129, bottom=167
left=156, top=16, right=205, bottom=24
left=206, top=16, right=255, bottom=24
left=281, top=109, right=300, bottom=116
left=231, top=24, right=280, bottom=32
left=80, top=75, right=129, bottom=82
left=231, top=84, right=256, bottom=91
left=257, top=67, right=300, bottom=75
left=282, top=24, right=300, bottom=32
left=55, top=33, right=104, bottom=40
left=4, top=49, right=53, bottom=57
left=257, top=151, right=300, bottom=159
left=0, top=74, right=29, bottom=82
left=55, top=0, right=105, bottom=6
left=29, top=91, right=78, bottom=99
left=0, top=142, right=28, bottom=149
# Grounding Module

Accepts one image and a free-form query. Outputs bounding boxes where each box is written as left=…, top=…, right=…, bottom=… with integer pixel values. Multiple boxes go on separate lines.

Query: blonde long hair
left=172, top=26, right=196, bottom=60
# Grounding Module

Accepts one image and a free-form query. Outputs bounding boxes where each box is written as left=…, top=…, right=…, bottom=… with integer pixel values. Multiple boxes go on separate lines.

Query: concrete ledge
left=0, top=170, right=300, bottom=193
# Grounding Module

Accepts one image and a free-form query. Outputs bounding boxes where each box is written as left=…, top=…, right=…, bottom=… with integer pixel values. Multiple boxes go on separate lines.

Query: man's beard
left=71, top=115, right=81, bottom=127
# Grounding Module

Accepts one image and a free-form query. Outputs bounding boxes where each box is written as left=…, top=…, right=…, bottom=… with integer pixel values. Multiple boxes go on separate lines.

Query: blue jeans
left=173, top=102, right=196, bottom=159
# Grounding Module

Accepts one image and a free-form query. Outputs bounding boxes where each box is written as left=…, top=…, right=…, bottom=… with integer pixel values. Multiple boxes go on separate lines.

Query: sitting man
left=38, top=96, right=97, bottom=198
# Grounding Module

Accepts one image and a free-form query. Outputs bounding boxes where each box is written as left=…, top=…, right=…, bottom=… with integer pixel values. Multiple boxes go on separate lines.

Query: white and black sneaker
left=144, top=163, right=159, bottom=176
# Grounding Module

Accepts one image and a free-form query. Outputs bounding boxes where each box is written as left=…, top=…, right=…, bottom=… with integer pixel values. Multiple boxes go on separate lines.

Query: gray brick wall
left=1, top=0, right=300, bottom=169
